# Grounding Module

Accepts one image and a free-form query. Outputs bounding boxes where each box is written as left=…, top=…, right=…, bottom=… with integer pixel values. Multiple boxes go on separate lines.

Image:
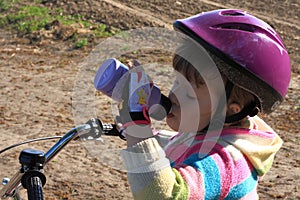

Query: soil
left=0, top=0, right=299, bottom=199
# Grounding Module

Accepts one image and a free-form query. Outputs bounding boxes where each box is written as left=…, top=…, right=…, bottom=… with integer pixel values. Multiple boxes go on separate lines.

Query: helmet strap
left=199, top=81, right=259, bottom=133
left=225, top=81, right=234, bottom=101
left=225, top=100, right=259, bottom=123
left=224, top=81, right=259, bottom=123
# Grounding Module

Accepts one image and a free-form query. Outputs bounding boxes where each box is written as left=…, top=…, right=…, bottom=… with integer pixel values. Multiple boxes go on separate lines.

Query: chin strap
left=225, top=101, right=259, bottom=123
left=224, top=81, right=260, bottom=123
left=225, top=81, right=234, bottom=103
left=200, top=81, right=260, bottom=132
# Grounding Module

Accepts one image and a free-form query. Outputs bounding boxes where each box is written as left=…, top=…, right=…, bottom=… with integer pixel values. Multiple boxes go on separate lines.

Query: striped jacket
left=121, top=116, right=282, bottom=199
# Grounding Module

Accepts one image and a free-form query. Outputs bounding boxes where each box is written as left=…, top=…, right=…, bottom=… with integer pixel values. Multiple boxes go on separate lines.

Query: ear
left=227, top=103, right=242, bottom=115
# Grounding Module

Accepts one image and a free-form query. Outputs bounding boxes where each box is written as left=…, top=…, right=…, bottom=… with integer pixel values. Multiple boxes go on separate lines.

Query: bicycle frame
left=0, top=123, right=92, bottom=199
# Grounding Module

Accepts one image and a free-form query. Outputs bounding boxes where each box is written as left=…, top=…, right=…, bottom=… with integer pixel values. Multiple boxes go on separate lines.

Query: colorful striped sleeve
left=121, top=138, right=189, bottom=199
left=121, top=137, right=259, bottom=199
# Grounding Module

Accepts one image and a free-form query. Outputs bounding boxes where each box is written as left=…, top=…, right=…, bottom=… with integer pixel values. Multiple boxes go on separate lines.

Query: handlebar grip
left=21, top=171, right=46, bottom=200
left=84, top=118, right=126, bottom=140
left=102, top=123, right=126, bottom=140
left=26, top=176, right=44, bottom=200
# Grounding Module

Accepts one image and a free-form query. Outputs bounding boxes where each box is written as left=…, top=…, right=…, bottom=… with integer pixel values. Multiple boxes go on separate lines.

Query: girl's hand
left=118, top=61, right=153, bottom=128
left=118, top=60, right=154, bottom=146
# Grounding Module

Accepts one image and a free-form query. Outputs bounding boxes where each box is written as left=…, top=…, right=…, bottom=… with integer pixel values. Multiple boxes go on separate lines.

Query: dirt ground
left=0, top=0, right=299, bottom=199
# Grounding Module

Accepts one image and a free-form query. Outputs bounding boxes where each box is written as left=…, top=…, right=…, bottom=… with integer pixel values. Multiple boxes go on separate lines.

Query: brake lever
left=79, top=118, right=126, bottom=140
left=81, top=118, right=103, bottom=139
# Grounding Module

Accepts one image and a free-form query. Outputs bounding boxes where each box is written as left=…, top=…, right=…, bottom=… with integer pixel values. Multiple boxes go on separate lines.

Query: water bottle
left=94, top=58, right=171, bottom=120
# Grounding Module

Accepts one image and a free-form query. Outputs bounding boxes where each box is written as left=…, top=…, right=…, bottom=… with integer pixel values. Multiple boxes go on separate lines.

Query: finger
left=126, top=59, right=134, bottom=68
left=132, top=60, right=141, bottom=67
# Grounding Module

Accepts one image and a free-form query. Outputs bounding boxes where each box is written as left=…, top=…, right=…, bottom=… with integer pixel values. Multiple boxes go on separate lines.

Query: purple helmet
left=174, top=9, right=291, bottom=114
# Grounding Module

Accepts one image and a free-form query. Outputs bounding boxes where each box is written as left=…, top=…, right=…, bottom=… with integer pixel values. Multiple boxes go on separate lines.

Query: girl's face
left=166, top=70, right=220, bottom=133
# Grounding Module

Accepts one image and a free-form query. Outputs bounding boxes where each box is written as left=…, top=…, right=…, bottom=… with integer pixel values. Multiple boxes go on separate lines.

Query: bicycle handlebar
left=0, top=118, right=118, bottom=199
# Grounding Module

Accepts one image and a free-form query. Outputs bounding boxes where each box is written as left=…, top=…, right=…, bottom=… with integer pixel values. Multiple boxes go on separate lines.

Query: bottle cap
left=94, top=58, right=129, bottom=97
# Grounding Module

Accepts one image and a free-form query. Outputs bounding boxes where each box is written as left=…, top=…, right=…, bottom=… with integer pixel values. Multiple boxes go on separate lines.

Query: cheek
left=198, top=98, right=212, bottom=114
left=188, top=94, right=213, bottom=130
left=166, top=101, right=213, bottom=132
left=195, top=87, right=214, bottom=115
left=166, top=86, right=215, bottom=132
left=174, top=101, right=202, bottom=132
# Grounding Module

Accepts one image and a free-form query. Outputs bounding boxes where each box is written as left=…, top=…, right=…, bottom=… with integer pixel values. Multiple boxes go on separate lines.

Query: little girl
left=116, top=9, right=290, bottom=199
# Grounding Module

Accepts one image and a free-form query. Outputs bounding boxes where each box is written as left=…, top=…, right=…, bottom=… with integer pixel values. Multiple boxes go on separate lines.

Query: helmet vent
left=212, top=23, right=256, bottom=33
left=221, top=10, right=245, bottom=16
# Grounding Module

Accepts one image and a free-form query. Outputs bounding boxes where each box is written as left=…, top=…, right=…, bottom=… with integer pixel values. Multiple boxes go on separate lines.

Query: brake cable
left=0, top=136, right=62, bottom=155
